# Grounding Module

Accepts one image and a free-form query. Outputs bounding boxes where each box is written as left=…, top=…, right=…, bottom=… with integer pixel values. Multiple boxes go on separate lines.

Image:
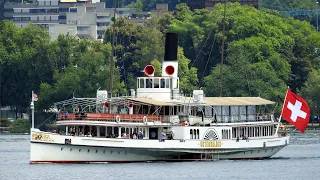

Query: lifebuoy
left=143, top=116, right=147, bottom=124
left=116, top=115, right=120, bottom=123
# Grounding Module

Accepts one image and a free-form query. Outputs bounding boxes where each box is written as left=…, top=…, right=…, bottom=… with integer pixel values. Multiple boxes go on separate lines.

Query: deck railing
left=57, top=113, right=164, bottom=122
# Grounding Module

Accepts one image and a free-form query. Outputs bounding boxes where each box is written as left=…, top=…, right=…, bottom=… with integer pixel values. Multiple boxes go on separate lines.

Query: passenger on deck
left=161, top=81, right=165, bottom=88
left=160, top=132, right=166, bottom=141
left=236, top=137, right=239, bottom=142
left=80, top=111, right=85, bottom=119
left=122, top=133, right=127, bottom=138
left=147, top=80, right=152, bottom=88
left=79, top=132, right=84, bottom=136
left=137, top=131, right=143, bottom=139
left=63, top=111, right=69, bottom=119
left=133, top=133, right=137, bottom=139
left=168, top=131, right=174, bottom=140
left=74, top=104, right=80, bottom=119
left=87, top=132, right=92, bottom=137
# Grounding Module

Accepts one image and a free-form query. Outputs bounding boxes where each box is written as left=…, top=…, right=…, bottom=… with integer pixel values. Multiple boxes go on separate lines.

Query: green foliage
left=9, top=119, right=31, bottom=133
left=37, top=37, right=126, bottom=110
left=177, top=47, right=199, bottom=94
left=169, top=2, right=320, bottom=105
left=300, top=69, right=320, bottom=114
left=0, top=21, right=51, bottom=114
left=0, top=118, right=11, bottom=127
left=125, top=0, right=143, bottom=12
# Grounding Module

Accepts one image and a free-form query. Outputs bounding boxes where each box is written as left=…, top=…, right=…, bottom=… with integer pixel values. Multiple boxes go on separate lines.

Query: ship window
left=139, top=78, right=145, bottom=88
left=154, top=78, right=160, bottom=88
left=197, top=129, right=199, bottom=139
left=193, top=129, right=196, bottom=139
left=160, top=79, right=165, bottom=88
left=146, top=79, right=153, bottom=88
left=190, top=129, right=193, bottom=139
left=165, top=79, right=170, bottom=88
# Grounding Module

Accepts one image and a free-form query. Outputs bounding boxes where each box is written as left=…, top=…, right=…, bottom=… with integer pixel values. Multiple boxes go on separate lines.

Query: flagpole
left=274, top=87, right=290, bottom=136
left=31, top=91, right=34, bottom=129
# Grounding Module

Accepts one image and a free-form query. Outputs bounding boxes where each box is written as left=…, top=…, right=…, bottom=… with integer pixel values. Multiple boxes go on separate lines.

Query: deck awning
left=60, top=0, right=77, bottom=2
left=127, top=98, right=176, bottom=106
left=204, top=97, right=275, bottom=106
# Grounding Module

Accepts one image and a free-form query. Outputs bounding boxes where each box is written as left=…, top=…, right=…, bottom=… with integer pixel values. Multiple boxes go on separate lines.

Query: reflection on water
left=0, top=132, right=319, bottom=180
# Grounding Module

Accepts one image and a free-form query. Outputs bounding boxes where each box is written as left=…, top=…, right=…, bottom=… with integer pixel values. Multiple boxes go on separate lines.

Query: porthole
left=125, top=152, right=127, bottom=155
left=118, top=152, right=120, bottom=155
left=70, top=148, right=73, bottom=151
left=87, top=149, right=90, bottom=153
left=110, top=151, right=113, bottom=154
left=96, top=150, right=98, bottom=153
left=103, top=150, right=106, bottom=154
left=79, top=149, right=81, bottom=152
left=61, top=147, right=63, bottom=151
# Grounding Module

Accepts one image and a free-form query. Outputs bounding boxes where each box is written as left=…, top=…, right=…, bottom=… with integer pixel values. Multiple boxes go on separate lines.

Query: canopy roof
left=197, top=97, right=274, bottom=106
left=60, top=0, right=77, bottom=2
left=127, top=98, right=176, bottom=106
left=53, top=96, right=275, bottom=108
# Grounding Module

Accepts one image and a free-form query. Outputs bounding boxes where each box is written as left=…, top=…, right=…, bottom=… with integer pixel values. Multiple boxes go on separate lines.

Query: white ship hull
left=30, top=130, right=289, bottom=163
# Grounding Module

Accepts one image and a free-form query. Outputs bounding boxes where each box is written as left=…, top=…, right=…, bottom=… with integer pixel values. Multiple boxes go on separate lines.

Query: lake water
left=0, top=132, right=319, bottom=180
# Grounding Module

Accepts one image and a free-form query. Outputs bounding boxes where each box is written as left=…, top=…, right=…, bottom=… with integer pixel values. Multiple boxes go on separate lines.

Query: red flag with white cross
left=281, top=89, right=310, bottom=133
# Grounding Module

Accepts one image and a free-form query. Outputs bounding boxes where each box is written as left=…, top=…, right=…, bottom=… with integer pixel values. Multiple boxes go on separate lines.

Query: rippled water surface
left=0, top=131, right=319, bottom=180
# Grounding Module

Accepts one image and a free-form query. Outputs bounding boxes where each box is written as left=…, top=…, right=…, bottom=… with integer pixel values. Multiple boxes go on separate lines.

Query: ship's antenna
left=219, top=0, right=227, bottom=97
left=109, top=0, right=117, bottom=98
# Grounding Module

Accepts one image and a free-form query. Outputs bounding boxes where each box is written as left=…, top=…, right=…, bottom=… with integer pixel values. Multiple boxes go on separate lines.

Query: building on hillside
left=4, top=0, right=135, bottom=40
left=185, top=0, right=259, bottom=11
left=125, top=4, right=171, bottom=25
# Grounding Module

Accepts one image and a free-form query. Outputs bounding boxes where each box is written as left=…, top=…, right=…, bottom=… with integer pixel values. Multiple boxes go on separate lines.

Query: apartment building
left=4, top=0, right=135, bottom=40
left=125, top=4, right=171, bottom=25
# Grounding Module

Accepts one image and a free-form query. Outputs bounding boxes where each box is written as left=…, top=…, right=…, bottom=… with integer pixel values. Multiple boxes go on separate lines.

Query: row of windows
left=13, top=8, right=75, bottom=14
left=38, top=1, right=59, bottom=7
left=221, top=129, right=231, bottom=139
left=13, top=16, right=57, bottom=21
left=232, top=126, right=275, bottom=138
left=190, top=129, right=200, bottom=139
left=97, top=22, right=110, bottom=27
left=138, top=78, right=173, bottom=89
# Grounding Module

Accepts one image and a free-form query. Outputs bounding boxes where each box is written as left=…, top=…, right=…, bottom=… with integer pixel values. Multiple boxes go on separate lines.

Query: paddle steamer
left=30, top=33, right=289, bottom=163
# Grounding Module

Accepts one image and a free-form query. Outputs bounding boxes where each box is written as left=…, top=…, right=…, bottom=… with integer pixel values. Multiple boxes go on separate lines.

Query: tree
left=9, top=119, right=31, bottom=133
left=37, top=38, right=126, bottom=112
left=125, top=0, right=143, bottom=11
left=0, top=21, right=52, bottom=116
left=300, top=69, right=320, bottom=117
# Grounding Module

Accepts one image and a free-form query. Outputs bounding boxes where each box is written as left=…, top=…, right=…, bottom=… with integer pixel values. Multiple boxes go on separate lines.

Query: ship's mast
left=109, top=0, right=117, bottom=98
left=219, top=0, right=227, bottom=97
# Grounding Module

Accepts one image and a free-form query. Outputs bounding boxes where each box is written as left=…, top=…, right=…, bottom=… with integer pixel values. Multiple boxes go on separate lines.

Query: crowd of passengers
left=59, top=104, right=88, bottom=119
left=53, top=129, right=173, bottom=140
left=62, top=131, right=145, bottom=139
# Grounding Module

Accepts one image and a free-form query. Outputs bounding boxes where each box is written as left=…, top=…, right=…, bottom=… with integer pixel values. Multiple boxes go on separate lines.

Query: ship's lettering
left=32, top=133, right=54, bottom=142
left=200, top=141, right=222, bottom=147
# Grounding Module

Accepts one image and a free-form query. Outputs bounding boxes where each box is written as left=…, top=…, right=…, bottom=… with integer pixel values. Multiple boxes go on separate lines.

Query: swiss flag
left=32, top=92, right=38, bottom=102
left=281, top=89, right=310, bottom=133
